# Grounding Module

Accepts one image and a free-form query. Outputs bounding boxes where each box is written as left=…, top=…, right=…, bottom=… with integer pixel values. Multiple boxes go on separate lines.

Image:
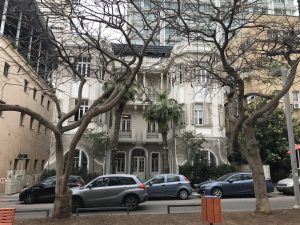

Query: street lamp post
left=281, top=66, right=300, bottom=208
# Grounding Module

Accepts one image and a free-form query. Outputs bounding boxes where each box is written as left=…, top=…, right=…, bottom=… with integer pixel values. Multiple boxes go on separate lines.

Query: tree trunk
left=111, top=103, right=124, bottom=173
left=161, top=130, right=170, bottom=173
left=53, top=134, right=72, bottom=219
left=244, top=124, right=271, bottom=214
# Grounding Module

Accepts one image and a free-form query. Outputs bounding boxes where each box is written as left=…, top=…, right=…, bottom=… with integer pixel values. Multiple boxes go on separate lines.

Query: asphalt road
left=0, top=192, right=296, bottom=219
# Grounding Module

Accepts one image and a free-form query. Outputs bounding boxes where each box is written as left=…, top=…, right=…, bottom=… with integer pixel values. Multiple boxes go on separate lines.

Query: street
left=0, top=192, right=296, bottom=219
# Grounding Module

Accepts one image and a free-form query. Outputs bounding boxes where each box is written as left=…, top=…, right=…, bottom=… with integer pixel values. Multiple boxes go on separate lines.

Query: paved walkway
left=0, top=193, right=19, bottom=202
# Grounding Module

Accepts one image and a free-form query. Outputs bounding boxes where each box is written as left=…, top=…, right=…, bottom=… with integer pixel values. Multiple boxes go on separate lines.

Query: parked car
left=71, top=174, right=148, bottom=212
left=276, top=174, right=300, bottom=195
left=19, top=175, right=85, bottom=204
left=145, top=174, right=192, bottom=200
left=197, top=172, right=274, bottom=197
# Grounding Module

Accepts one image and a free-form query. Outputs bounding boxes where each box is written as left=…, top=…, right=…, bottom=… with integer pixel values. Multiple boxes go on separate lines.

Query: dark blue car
left=197, top=172, right=274, bottom=197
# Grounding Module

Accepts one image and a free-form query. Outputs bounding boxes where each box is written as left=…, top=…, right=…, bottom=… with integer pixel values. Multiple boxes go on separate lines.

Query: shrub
left=179, top=162, right=237, bottom=186
left=40, top=169, right=56, bottom=181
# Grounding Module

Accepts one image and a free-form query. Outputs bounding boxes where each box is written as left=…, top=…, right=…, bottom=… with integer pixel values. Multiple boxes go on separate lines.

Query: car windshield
left=216, top=173, right=234, bottom=181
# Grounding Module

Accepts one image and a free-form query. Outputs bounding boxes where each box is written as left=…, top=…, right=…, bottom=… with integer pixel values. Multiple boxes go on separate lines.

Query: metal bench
left=0, top=208, right=16, bottom=225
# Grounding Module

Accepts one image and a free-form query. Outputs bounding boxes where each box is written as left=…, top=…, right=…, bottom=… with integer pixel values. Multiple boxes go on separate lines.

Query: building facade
left=0, top=0, right=56, bottom=193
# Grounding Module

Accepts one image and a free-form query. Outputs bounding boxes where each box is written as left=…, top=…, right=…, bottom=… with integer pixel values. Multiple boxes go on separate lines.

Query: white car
left=276, top=174, right=300, bottom=195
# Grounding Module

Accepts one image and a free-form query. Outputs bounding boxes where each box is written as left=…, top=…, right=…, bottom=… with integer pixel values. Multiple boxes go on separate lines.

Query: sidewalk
left=0, top=193, right=19, bottom=202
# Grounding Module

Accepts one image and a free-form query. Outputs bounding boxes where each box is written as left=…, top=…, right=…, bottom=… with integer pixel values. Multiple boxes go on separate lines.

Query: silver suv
left=71, top=174, right=148, bottom=212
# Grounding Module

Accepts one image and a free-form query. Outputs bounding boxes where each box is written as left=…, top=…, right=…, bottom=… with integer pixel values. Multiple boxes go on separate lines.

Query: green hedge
left=40, top=168, right=100, bottom=184
left=179, top=163, right=237, bottom=185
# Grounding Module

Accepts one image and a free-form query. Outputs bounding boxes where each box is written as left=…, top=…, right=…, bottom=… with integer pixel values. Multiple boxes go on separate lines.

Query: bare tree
left=154, top=0, right=300, bottom=214
left=0, top=0, right=160, bottom=219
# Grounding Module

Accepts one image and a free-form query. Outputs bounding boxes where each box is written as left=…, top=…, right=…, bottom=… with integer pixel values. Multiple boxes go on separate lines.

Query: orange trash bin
left=201, top=195, right=221, bottom=224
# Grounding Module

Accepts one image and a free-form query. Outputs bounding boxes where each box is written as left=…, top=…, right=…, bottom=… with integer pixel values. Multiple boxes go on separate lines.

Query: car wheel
left=23, top=193, right=35, bottom=204
left=178, top=189, right=189, bottom=200
left=211, top=187, right=223, bottom=198
left=124, top=196, right=138, bottom=211
left=72, top=197, right=83, bottom=213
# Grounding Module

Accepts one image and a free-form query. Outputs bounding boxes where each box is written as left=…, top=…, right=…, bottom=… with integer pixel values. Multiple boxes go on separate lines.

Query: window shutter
left=191, top=103, right=195, bottom=125
left=68, top=98, right=76, bottom=122
left=204, top=103, right=212, bottom=125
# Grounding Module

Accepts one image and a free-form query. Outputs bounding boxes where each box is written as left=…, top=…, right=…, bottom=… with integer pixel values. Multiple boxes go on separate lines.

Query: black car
left=19, top=175, right=85, bottom=204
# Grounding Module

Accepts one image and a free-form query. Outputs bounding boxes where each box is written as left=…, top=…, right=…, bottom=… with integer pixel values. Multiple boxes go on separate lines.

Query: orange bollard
left=201, top=195, right=221, bottom=224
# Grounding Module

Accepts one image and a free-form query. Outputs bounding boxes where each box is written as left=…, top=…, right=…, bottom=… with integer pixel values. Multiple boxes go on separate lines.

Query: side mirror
left=87, top=183, right=94, bottom=189
left=146, top=181, right=153, bottom=186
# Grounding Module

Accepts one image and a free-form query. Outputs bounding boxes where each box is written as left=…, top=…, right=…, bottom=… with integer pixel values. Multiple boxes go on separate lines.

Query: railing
left=167, top=204, right=201, bottom=214
left=119, top=130, right=132, bottom=138
left=16, top=209, right=50, bottom=218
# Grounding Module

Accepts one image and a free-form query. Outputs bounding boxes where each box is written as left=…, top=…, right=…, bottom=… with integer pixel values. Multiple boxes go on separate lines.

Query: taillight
left=138, top=184, right=145, bottom=189
left=183, top=176, right=189, bottom=181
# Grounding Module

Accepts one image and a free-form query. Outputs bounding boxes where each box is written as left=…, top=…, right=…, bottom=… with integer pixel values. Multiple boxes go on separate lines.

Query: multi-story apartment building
left=168, top=42, right=228, bottom=168
left=129, top=0, right=299, bottom=47
left=0, top=0, right=57, bottom=193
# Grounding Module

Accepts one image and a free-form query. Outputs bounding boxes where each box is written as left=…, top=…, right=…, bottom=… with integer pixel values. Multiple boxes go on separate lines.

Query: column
left=27, top=28, right=33, bottom=60
left=160, top=72, right=163, bottom=93
left=0, top=0, right=9, bottom=35
left=15, top=11, right=23, bottom=48
left=36, top=41, right=42, bottom=74
left=143, top=73, right=146, bottom=101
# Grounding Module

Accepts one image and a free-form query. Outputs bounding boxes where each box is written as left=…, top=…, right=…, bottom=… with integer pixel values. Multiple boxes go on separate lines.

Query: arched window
left=197, top=150, right=217, bottom=166
left=64, top=149, right=88, bottom=170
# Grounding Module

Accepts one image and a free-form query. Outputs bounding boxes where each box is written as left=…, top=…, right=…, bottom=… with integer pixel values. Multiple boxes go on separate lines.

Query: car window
left=151, top=175, right=165, bottom=184
left=167, top=175, right=180, bottom=182
left=42, top=177, right=56, bottom=185
left=92, top=177, right=109, bottom=187
left=119, top=177, right=136, bottom=185
left=242, top=174, right=252, bottom=180
left=108, top=177, right=121, bottom=186
left=230, top=174, right=242, bottom=181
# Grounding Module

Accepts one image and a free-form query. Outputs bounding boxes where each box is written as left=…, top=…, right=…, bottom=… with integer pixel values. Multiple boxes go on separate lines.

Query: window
left=3, top=62, right=9, bottom=77
left=148, top=122, right=156, bottom=133
left=230, top=174, right=242, bottom=181
left=92, top=177, right=109, bottom=187
left=14, top=158, right=19, bottom=170
left=25, top=159, right=30, bottom=170
left=33, top=88, right=37, bottom=100
left=34, top=159, right=38, bottom=170
left=77, top=56, right=91, bottom=77
left=47, top=100, right=51, bottom=110
left=151, top=153, right=159, bottom=172
left=151, top=175, right=165, bottom=184
left=192, top=103, right=212, bottom=125
left=24, top=80, right=29, bottom=92
left=0, top=110, right=2, bottom=117
left=74, top=99, right=89, bottom=121
left=64, top=149, right=88, bottom=170
left=197, top=150, right=217, bottom=165
left=195, top=67, right=208, bottom=84
left=38, top=122, right=41, bottom=133
left=121, top=115, right=131, bottom=132
left=292, top=91, right=300, bottom=109
left=30, top=117, right=34, bottom=130
left=116, top=152, right=125, bottom=173
left=242, top=174, right=252, bottom=180
left=42, top=177, right=56, bottom=185
left=167, top=175, right=180, bottom=182
left=193, top=103, right=204, bottom=125
left=41, top=94, right=45, bottom=105
left=41, top=160, right=45, bottom=170
left=119, top=177, right=136, bottom=185
left=19, top=113, right=25, bottom=126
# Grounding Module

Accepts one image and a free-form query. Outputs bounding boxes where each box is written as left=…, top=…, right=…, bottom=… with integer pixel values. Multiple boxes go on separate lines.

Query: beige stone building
left=0, top=0, right=56, bottom=193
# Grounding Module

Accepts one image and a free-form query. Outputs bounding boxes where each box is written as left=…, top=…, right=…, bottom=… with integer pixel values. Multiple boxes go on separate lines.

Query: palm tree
left=144, top=92, right=182, bottom=173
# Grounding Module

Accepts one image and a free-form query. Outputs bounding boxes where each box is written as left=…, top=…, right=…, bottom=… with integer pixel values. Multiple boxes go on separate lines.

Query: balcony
left=142, top=130, right=162, bottom=143
left=119, top=129, right=136, bottom=143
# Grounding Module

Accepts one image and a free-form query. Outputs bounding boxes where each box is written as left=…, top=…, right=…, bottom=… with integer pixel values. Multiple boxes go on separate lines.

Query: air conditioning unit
left=294, top=102, right=300, bottom=109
